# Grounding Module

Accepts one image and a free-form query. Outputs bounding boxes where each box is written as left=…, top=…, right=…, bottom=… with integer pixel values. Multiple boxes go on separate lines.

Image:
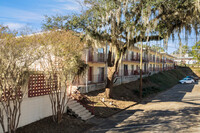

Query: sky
left=0, top=0, right=199, bottom=54
left=0, top=0, right=81, bottom=32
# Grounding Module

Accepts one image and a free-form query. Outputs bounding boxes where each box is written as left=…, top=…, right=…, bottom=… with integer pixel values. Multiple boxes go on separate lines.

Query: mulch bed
left=16, top=114, right=93, bottom=133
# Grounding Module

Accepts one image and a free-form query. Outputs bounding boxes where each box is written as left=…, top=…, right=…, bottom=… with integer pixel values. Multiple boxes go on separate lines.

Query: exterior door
left=124, top=65, right=128, bottom=76
left=98, top=67, right=104, bottom=82
left=88, top=67, right=93, bottom=82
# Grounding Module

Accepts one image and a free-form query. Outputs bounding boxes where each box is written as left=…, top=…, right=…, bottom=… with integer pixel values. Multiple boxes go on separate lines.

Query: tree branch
left=129, top=35, right=163, bottom=45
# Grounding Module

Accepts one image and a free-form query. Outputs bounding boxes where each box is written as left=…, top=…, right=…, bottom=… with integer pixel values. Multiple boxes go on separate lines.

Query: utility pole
left=139, top=42, right=143, bottom=99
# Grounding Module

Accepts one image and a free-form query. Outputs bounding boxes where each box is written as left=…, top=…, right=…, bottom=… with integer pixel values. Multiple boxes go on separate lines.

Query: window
left=153, top=55, right=155, bottom=62
left=131, top=51, right=134, bottom=60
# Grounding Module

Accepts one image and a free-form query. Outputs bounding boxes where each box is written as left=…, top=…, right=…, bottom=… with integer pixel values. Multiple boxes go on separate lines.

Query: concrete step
left=81, top=113, right=94, bottom=120
left=77, top=109, right=90, bottom=117
left=67, top=98, right=95, bottom=121
left=69, top=104, right=84, bottom=111
left=67, top=100, right=79, bottom=107
left=81, top=111, right=91, bottom=118
left=68, top=102, right=82, bottom=109
left=74, top=106, right=88, bottom=114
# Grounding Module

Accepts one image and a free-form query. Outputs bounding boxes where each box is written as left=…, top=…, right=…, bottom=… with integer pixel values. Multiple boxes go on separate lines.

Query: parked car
left=185, top=76, right=199, bottom=82
left=179, top=78, right=195, bottom=84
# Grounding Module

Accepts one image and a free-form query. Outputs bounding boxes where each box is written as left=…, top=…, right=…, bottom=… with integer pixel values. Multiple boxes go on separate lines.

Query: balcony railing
left=117, top=70, right=149, bottom=76
left=132, top=57, right=140, bottom=62
left=73, top=74, right=106, bottom=85
left=88, top=55, right=93, bottom=62
left=124, top=57, right=140, bottom=62
left=166, top=59, right=174, bottom=63
left=97, top=57, right=105, bottom=62
left=86, top=51, right=174, bottom=64
left=87, top=55, right=105, bottom=63
left=149, top=67, right=161, bottom=72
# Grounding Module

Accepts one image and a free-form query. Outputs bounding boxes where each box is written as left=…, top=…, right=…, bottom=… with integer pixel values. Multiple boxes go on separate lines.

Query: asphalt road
left=87, top=81, right=200, bottom=133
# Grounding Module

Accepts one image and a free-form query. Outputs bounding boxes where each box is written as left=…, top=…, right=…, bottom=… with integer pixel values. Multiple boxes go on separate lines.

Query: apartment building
left=75, top=46, right=175, bottom=93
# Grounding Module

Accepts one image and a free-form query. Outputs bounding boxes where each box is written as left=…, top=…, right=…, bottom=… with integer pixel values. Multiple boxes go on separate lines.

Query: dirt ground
left=16, top=114, right=93, bottom=133
left=86, top=89, right=137, bottom=118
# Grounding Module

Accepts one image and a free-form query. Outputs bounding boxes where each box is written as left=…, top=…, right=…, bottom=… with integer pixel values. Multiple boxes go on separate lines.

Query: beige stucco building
left=75, top=45, right=175, bottom=93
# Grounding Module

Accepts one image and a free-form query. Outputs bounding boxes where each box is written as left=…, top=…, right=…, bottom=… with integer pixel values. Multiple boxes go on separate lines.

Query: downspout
left=105, top=42, right=108, bottom=88
left=86, top=49, right=88, bottom=93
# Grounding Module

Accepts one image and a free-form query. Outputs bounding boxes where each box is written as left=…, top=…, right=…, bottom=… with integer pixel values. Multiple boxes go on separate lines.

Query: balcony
left=160, top=59, right=167, bottom=63
left=143, top=57, right=148, bottom=62
left=97, top=56, right=105, bottom=62
left=88, top=55, right=93, bottom=62
left=123, top=56, right=149, bottom=63
left=149, top=59, right=154, bottom=62
left=73, top=74, right=106, bottom=85
left=123, top=56, right=141, bottom=62
left=87, top=54, right=105, bottom=63
left=121, top=70, right=148, bottom=76
left=123, top=57, right=130, bottom=62
left=131, top=57, right=140, bottom=62
left=166, top=59, right=174, bottom=63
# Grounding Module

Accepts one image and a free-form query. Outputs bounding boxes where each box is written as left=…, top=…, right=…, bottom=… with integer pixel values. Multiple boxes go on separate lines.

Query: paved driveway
left=87, top=82, right=200, bottom=133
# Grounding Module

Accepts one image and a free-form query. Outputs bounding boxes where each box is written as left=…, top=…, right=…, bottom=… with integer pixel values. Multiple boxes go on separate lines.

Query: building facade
left=174, top=54, right=197, bottom=65
left=75, top=46, right=175, bottom=93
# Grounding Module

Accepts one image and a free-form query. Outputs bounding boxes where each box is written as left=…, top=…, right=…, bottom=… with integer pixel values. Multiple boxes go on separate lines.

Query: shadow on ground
left=101, top=107, right=200, bottom=133
left=87, top=80, right=200, bottom=133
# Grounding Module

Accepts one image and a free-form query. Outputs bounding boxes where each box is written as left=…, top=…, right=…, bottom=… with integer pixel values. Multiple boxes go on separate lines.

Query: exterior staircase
left=67, top=98, right=94, bottom=121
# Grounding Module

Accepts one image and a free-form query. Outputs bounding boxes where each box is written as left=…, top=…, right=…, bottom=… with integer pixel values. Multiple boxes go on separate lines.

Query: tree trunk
left=105, top=43, right=125, bottom=98
left=105, top=57, right=120, bottom=98
left=57, top=109, right=62, bottom=124
left=105, top=66, right=115, bottom=98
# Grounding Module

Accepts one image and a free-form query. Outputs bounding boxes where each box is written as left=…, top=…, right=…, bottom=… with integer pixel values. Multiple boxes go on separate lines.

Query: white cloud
left=62, top=4, right=80, bottom=11
left=52, top=0, right=83, bottom=12
left=4, top=22, right=25, bottom=30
